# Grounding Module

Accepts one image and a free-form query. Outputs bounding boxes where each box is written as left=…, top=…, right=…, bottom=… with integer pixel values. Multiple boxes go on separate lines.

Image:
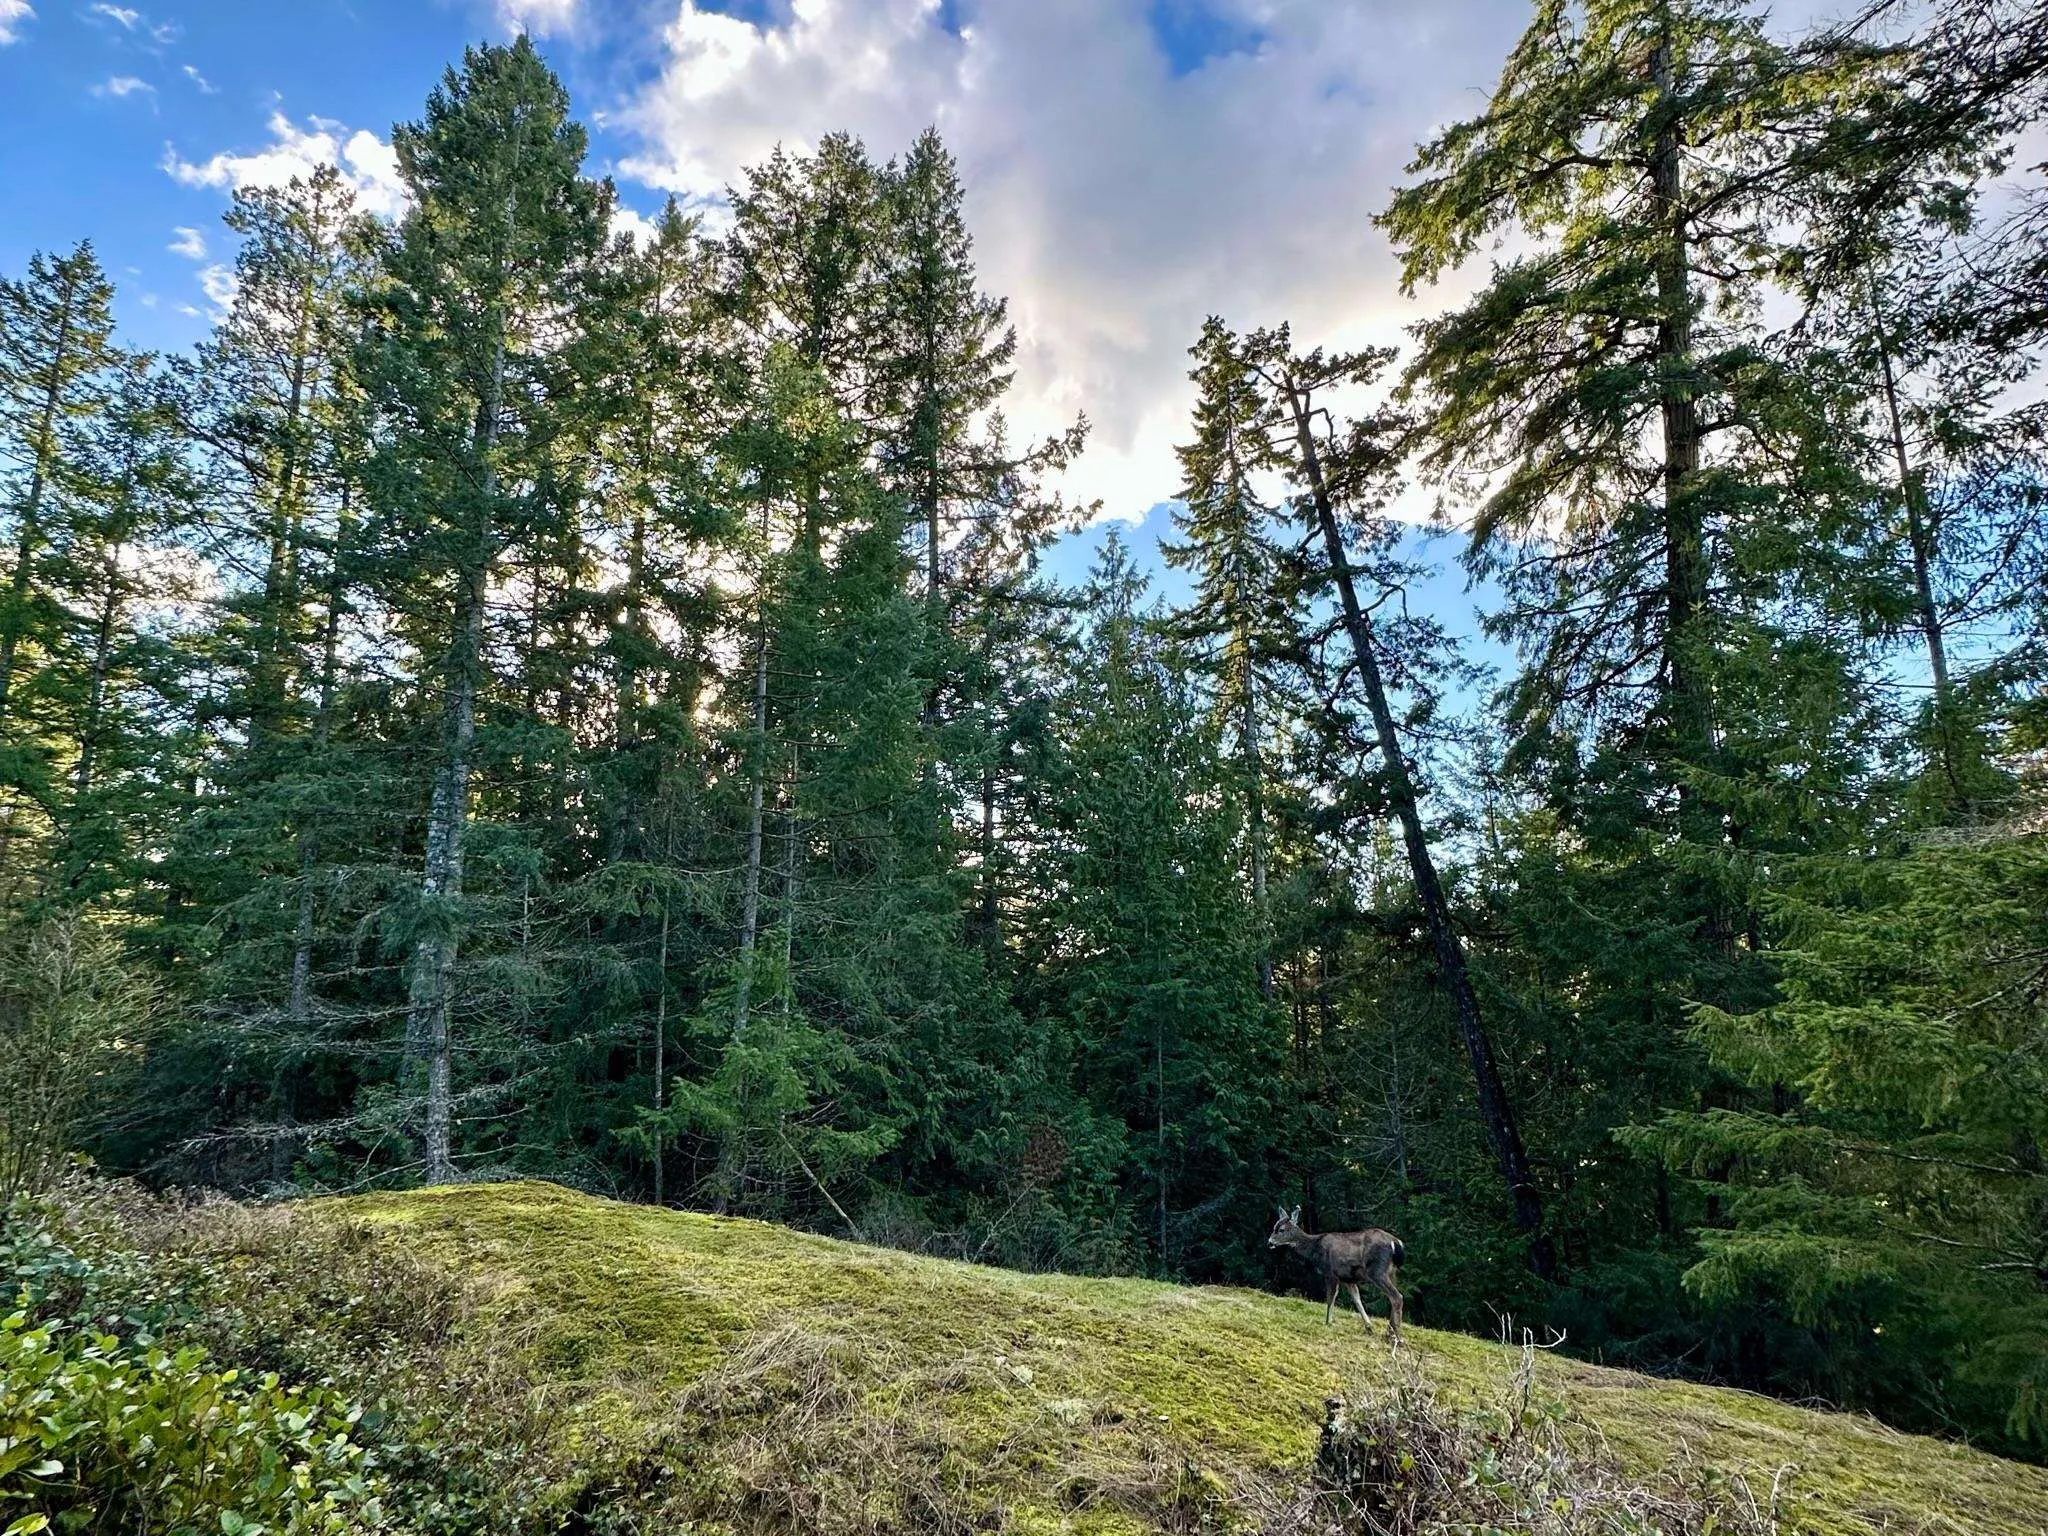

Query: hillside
left=320, top=1181, right=2048, bottom=1536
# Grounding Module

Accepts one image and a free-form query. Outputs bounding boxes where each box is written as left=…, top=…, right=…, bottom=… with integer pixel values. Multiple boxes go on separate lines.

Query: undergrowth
left=1273, top=1337, right=1788, bottom=1535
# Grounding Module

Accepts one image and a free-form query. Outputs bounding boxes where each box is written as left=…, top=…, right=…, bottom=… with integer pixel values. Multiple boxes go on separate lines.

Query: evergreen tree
left=46, top=356, right=195, bottom=903
left=874, top=128, right=1016, bottom=650
left=1017, top=534, right=1284, bottom=1276
left=0, top=244, right=120, bottom=879
left=356, top=36, right=611, bottom=1183
left=1165, top=318, right=1297, bottom=1000
left=1381, top=0, right=1884, bottom=794
left=1628, top=817, right=2048, bottom=1454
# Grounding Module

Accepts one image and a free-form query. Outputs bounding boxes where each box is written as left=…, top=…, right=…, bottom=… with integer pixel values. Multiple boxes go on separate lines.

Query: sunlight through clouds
left=616, top=0, right=1526, bottom=522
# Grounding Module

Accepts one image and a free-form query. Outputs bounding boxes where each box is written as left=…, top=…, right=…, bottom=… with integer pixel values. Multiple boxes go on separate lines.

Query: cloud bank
left=615, top=0, right=1527, bottom=520
left=163, top=111, right=408, bottom=219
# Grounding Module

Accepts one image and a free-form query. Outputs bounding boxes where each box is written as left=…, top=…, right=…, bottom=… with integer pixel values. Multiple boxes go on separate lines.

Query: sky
left=0, top=0, right=1535, bottom=656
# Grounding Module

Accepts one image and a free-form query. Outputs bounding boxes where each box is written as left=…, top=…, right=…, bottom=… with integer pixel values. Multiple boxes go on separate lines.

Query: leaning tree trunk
left=1870, top=280, right=1959, bottom=795
left=1649, top=28, right=1712, bottom=796
left=1284, top=384, right=1552, bottom=1276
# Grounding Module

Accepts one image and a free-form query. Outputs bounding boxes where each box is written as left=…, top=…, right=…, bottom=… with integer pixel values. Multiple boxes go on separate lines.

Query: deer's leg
left=1347, top=1282, right=1373, bottom=1333
left=1324, top=1278, right=1337, bottom=1327
left=1373, top=1261, right=1404, bottom=1343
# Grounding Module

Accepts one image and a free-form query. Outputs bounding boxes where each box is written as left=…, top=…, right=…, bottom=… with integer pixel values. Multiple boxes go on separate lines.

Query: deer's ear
left=1275, top=1205, right=1288, bottom=1221
left=1290, top=1205, right=1302, bottom=1225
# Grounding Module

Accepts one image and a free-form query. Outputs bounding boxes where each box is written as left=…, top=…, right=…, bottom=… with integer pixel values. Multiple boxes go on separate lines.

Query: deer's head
left=1268, top=1205, right=1305, bottom=1248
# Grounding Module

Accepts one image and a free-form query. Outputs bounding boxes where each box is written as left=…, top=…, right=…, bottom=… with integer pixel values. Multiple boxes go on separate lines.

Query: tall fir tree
left=356, top=36, right=611, bottom=1183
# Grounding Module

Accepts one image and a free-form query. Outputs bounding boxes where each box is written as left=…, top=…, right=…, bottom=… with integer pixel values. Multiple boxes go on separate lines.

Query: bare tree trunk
left=1650, top=28, right=1711, bottom=782
left=1241, top=651, right=1274, bottom=1000
left=734, top=549, right=770, bottom=1037
left=410, top=565, right=482, bottom=1186
left=652, top=897, right=670, bottom=1205
left=1871, top=283, right=1958, bottom=790
left=72, top=416, right=135, bottom=807
left=978, top=756, right=999, bottom=956
left=252, top=276, right=317, bottom=745
left=1283, top=382, right=1552, bottom=1275
left=1156, top=1012, right=1169, bottom=1269
left=289, top=490, right=352, bottom=1031
left=71, top=542, right=123, bottom=803
left=408, top=219, right=510, bottom=1182
left=781, top=744, right=799, bottom=1016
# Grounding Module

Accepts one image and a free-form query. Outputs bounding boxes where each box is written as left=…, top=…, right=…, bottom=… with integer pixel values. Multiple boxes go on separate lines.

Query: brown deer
left=1268, top=1205, right=1404, bottom=1338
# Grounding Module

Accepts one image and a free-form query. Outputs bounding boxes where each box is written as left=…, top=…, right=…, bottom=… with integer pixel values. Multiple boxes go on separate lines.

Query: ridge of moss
left=326, top=1180, right=2048, bottom=1536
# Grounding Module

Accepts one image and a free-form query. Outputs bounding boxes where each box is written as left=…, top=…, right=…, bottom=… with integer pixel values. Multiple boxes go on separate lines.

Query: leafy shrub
left=0, top=1309, right=389, bottom=1536
left=19, top=1181, right=648, bottom=1534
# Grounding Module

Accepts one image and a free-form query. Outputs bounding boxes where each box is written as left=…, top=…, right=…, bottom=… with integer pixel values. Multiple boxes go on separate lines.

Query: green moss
left=327, top=1181, right=2048, bottom=1536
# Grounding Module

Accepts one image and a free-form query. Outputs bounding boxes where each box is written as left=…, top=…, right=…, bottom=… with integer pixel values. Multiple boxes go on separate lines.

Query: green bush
left=1, top=1180, right=633, bottom=1536
left=0, top=1309, right=389, bottom=1536
left=0, top=921, right=160, bottom=1205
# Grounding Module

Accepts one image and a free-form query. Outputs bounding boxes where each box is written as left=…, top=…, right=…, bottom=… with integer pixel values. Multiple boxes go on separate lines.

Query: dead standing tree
left=1238, top=324, right=1553, bottom=1277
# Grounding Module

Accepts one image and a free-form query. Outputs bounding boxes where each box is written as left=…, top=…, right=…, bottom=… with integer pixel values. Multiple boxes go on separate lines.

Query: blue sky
left=0, top=0, right=1519, bottom=678
left=1, top=0, right=604, bottom=355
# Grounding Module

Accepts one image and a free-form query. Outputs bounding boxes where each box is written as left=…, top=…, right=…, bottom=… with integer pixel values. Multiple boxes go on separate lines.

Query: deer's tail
left=1391, top=1239, right=1406, bottom=1267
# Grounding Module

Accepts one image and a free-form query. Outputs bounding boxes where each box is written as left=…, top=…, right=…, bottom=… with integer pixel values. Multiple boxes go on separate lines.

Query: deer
left=1268, top=1205, right=1405, bottom=1339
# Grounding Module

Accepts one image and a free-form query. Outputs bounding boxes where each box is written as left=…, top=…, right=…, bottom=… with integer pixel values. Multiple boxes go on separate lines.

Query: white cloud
left=610, top=202, right=666, bottom=248
left=198, top=262, right=236, bottom=314
left=94, top=73, right=155, bottom=98
left=168, top=225, right=206, bottom=259
left=617, top=0, right=1530, bottom=522
left=88, top=2, right=139, bottom=27
left=496, top=0, right=577, bottom=36
left=182, top=63, right=216, bottom=93
left=163, top=110, right=408, bottom=218
left=0, top=0, right=30, bottom=47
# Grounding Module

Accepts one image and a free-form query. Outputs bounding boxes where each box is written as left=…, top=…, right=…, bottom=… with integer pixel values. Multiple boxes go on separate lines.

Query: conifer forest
left=4, top=0, right=2048, bottom=1466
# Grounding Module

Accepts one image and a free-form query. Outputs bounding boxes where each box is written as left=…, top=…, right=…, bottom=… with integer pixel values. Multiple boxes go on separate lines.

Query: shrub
left=0, top=1309, right=389, bottom=1536
left=1281, top=1341, right=1788, bottom=1536
left=0, top=920, right=160, bottom=1204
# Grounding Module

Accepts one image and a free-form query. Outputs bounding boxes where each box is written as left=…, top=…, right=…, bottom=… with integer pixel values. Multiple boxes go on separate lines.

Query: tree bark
left=1871, top=286, right=1957, bottom=789
left=1650, top=29, right=1711, bottom=777
left=71, top=545, right=123, bottom=804
left=410, top=563, right=482, bottom=1186
left=251, top=268, right=318, bottom=744
left=289, top=489, right=352, bottom=1031
left=652, top=897, right=670, bottom=1205
left=734, top=534, right=771, bottom=1037
left=1283, top=381, right=1552, bottom=1274
left=407, top=217, right=510, bottom=1183
left=73, top=433, right=136, bottom=805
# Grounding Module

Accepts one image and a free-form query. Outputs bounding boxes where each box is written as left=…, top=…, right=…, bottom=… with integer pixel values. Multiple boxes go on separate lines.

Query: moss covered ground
left=327, top=1180, right=2048, bottom=1535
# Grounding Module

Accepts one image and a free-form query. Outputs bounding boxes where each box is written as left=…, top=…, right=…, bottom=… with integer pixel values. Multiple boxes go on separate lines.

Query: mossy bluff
left=328, top=1180, right=2048, bottom=1535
